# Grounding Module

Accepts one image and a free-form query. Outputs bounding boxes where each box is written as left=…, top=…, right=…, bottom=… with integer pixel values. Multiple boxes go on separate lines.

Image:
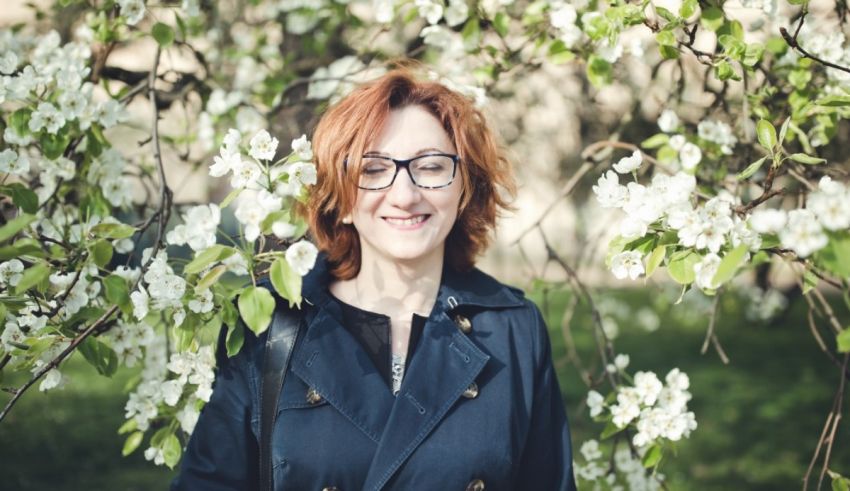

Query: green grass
left=530, top=285, right=850, bottom=490
left=1, top=286, right=847, bottom=490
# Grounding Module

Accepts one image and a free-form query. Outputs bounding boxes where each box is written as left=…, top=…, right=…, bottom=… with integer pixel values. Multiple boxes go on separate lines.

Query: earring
left=341, top=215, right=352, bottom=224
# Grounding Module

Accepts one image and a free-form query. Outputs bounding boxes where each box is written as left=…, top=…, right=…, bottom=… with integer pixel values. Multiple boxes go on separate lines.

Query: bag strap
left=259, top=306, right=302, bottom=491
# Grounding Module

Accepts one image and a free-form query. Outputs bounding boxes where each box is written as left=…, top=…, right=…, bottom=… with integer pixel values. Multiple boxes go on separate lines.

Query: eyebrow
left=364, top=147, right=448, bottom=156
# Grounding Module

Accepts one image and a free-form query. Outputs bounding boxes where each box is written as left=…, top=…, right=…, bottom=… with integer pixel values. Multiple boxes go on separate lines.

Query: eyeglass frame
left=343, top=153, right=460, bottom=190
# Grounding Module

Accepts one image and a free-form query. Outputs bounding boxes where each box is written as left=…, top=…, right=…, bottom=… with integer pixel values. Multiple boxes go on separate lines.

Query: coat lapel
left=290, top=305, right=395, bottom=444
left=360, top=307, right=490, bottom=491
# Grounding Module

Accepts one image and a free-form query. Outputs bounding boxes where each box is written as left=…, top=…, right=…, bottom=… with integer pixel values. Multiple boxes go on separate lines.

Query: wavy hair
left=303, top=64, right=516, bottom=280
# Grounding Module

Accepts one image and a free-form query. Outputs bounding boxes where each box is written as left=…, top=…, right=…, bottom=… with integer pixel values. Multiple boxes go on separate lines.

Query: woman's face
left=349, top=104, right=463, bottom=269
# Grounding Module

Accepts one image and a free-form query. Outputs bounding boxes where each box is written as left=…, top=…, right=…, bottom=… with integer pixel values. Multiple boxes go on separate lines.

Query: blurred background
left=1, top=0, right=850, bottom=490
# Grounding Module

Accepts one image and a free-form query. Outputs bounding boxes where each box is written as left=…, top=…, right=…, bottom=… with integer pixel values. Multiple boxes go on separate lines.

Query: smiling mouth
left=383, top=215, right=430, bottom=226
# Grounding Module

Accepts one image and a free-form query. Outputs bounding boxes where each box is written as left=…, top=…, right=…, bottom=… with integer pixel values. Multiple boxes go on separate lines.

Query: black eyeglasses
left=343, top=153, right=459, bottom=190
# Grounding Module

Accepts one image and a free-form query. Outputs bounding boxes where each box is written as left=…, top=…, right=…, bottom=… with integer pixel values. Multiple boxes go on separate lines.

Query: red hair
left=303, top=64, right=515, bottom=280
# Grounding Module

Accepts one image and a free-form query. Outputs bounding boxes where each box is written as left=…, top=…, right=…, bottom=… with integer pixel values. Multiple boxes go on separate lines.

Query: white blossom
left=749, top=208, right=787, bottom=234
left=593, top=171, right=628, bottom=208
left=698, top=119, right=737, bottom=154
left=587, top=390, right=604, bottom=417
left=416, top=0, right=444, bottom=24
left=0, top=259, right=24, bottom=287
left=118, top=0, right=146, bottom=26
left=29, top=102, right=65, bottom=134
left=249, top=129, right=279, bottom=161
left=290, top=134, right=313, bottom=161
left=679, top=142, right=702, bottom=170
left=372, top=0, right=394, bottom=22
left=188, top=288, right=214, bottom=314
left=285, top=240, right=319, bottom=276
left=612, top=150, right=643, bottom=174
left=444, top=0, right=469, bottom=27
left=131, top=286, right=150, bottom=320
left=779, top=209, right=828, bottom=258
left=808, top=176, right=850, bottom=231
left=610, top=251, right=644, bottom=280
left=693, top=252, right=720, bottom=290
left=580, top=439, right=603, bottom=461
left=658, top=109, right=679, bottom=133
left=166, top=204, right=221, bottom=252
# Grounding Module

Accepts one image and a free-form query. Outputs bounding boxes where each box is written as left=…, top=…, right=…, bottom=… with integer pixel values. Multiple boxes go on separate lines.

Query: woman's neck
left=331, top=249, right=444, bottom=320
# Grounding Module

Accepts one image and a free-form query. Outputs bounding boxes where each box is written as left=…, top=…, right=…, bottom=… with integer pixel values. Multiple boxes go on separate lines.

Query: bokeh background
left=2, top=0, right=850, bottom=490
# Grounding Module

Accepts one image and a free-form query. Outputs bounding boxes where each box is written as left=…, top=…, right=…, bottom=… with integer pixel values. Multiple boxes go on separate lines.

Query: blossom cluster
left=588, top=363, right=697, bottom=449
left=750, top=176, right=850, bottom=258
left=575, top=441, right=664, bottom=490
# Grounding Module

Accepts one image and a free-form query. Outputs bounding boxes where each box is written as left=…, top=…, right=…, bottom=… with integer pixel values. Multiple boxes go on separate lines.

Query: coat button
left=306, top=387, right=323, bottom=404
left=454, top=314, right=472, bottom=333
left=462, top=382, right=479, bottom=399
left=466, top=479, right=485, bottom=491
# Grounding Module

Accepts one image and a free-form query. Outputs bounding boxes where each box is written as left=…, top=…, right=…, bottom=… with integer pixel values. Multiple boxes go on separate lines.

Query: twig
left=817, top=354, right=848, bottom=489
left=781, top=15, right=850, bottom=75
left=510, top=161, right=594, bottom=245
left=537, top=227, right=618, bottom=386
left=700, top=290, right=730, bottom=364
left=0, top=306, right=120, bottom=423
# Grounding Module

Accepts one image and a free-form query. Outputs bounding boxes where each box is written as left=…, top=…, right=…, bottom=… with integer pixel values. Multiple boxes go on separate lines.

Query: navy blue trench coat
left=172, top=258, right=577, bottom=490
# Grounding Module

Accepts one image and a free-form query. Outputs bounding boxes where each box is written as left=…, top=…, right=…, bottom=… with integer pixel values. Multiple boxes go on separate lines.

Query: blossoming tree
left=0, top=0, right=849, bottom=488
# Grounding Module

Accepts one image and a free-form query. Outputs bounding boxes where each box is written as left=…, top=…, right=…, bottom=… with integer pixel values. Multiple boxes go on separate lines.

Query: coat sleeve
left=171, top=323, right=261, bottom=491
left=514, top=300, right=578, bottom=491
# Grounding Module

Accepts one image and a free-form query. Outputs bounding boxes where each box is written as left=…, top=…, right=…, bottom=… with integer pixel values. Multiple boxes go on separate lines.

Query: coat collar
left=300, top=253, right=525, bottom=313
left=292, top=254, right=524, bottom=489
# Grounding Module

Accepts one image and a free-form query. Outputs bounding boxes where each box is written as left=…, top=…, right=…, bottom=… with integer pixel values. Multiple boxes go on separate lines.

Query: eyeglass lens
left=359, top=155, right=455, bottom=189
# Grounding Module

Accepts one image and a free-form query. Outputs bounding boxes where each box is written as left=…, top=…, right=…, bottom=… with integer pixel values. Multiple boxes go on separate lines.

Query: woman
left=173, top=67, right=577, bottom=490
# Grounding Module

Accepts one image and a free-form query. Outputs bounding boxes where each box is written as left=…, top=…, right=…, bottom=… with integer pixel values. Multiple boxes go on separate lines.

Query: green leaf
left=656, top=30, right=676, bottom=46
left=493, top=12, right=509, bottom=37
left=680, top=0, right=698, bottom=18
left=152, top=22, right=175, bottom=47
left=237, top=286, right=276, bottom=335
left=815, top=232, right=850, bottom=279
left=197, top=264, right=228, bottom=292
left=736, top=156, right=767, bottom=180
left=226, top=321, right=245, bottom=357
left=788, top=153, right=825, bottom=165
left=756, top=119, right=777, bottom=152
left=641, top=133, right=669, bottom=149
left=829, top=470, right=850, bottom=491
left=0, top=213, right=36, bottom=243
left=122, top=431, right=144, bottom=457
left=700, top=6, right=724, bottom=31
left=712, top=244, right=749, bottom=286
left=778, top=117, right=791, bottom=146
left=14, top=262, right=50, bottom=294
left=270, top=257, right=302, bottom=308
left=10, top=108, right=31, bottom=136
left=461, top=18, right=481, bottom=51
left=90, top=223, right=136, bottom=240
left=162, top=433, right=182, bottom=469
left=600, top=421, right=625, bottom=439
left=0, top=238, right=46, bottom=260
left=803, top=269, right=819, bottom=294
left=79, top=337, right=119, bottom=377
left=91, top=239, right=113, bottom=268
left=184, top=245, right=237, bottom=275
left=816, top=95, right=850, bottom=107
left=547, top=39, right=575, bottom=64
left=715, top=60, right=740, bottom=81
left=40, top=132, right=70, bottom=160
left=642, top=444, right=663, bottom=468
left=219, top=187, right=243, bottom=209
left=0, top=183, right=39, bottom=214
left=667, top=250, right=700, bottom=285
left=645, top=245, right=667, bottom=278
left=837, top=329, right=850, bottom=353
left=117, top=418, right=137, bottom=435
left=103, top=274, right=132, bottom=316
left=743, top=42, right=764, bottom=67
left=586, top=55, right=612, bottom=87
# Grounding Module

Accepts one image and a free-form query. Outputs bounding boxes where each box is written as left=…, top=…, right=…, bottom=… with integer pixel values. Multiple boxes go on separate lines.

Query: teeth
left=386, top=215, right=427, bottom=226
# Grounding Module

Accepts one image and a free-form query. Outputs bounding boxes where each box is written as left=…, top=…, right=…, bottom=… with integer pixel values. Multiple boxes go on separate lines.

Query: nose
left=385, top=166, right=421, bottom=207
